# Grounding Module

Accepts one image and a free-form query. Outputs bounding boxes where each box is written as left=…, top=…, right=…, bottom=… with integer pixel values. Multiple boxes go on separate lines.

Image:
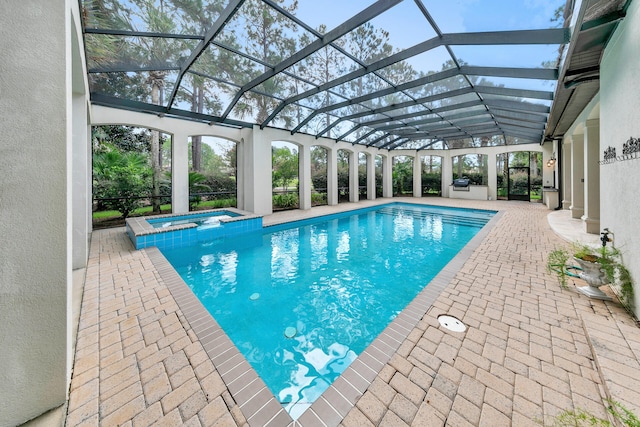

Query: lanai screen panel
left=81, top=0, right=571, bottom=148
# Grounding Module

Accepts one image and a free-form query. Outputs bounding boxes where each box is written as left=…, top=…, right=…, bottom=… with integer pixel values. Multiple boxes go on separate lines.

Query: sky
left=293, top=0, right=564, bottom=86
left=294, top=0, right=564, bottom=34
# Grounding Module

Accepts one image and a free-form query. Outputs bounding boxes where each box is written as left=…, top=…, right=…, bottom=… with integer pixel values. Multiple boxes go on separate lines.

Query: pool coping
left=126, top=207, right=258, bottom=237
left=145, top=205, right=504, bottom=426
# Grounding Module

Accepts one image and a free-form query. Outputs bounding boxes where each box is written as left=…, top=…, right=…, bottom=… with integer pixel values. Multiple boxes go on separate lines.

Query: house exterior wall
left=0, top=0, right=72, bottom=425
left=600, top=0, right=640, bottom=316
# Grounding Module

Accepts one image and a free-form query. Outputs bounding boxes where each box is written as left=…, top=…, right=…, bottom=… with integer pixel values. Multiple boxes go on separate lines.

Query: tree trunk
left=151, top=129, right=161, bottom=213
left=191, top=84, right=203, bottom=171
left=503, top=153, right=509, bottom=193
left=149, top=72, right=164, bottom=213
left=192, top=135, right=202, bottom=172
left=530, top=152, right=539, bottom=177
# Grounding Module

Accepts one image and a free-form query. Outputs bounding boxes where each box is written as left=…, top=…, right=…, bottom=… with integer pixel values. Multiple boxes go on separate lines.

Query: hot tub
left=126, top=208, right=262, bottom=250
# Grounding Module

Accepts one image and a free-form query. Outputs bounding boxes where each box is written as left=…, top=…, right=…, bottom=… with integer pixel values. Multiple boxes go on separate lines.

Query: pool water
left=161, top=203, right=494, bottom=417
left=148, top=212, right=237, bottom=229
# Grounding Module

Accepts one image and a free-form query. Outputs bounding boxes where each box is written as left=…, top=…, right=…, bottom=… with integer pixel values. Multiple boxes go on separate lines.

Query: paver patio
left=66, top=198, right=640, bottom=426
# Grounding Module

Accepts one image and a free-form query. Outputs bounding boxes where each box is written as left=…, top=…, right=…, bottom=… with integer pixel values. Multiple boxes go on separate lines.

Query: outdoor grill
left=453, top=178, right=470, bottom=188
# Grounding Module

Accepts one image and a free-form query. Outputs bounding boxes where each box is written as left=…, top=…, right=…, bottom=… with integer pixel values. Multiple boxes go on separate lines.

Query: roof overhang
left=544, top=0, right=629, bottom=142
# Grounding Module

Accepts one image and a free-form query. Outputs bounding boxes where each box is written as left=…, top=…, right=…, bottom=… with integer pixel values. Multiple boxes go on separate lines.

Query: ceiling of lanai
left=80, top=0, right=629, bottom=150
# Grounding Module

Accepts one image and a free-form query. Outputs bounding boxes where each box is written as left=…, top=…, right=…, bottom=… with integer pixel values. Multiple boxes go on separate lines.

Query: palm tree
left=93, top=145, right=151, bottom=218
left=163, top=170, right=211, bottom=210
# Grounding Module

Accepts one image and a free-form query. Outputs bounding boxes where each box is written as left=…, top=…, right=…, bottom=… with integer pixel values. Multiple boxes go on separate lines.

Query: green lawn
left=92, top=198, right=236, bottom=220
left=92, top=203, right=172, bottom=219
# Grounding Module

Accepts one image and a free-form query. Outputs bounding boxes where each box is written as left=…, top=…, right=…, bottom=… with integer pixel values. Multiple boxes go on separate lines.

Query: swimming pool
left=160, top=203, right=495, bottom=418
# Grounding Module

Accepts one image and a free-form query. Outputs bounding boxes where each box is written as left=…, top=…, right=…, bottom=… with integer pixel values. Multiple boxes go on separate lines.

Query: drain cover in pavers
left=438, top=314, right=466, bottom=332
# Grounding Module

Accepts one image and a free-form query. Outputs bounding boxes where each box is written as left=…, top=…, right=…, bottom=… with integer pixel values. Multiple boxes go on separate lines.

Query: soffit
left=544, top=0, right=628, bottom=140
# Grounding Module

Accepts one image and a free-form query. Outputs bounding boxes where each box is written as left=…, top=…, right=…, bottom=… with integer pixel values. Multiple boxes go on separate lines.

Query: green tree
left=310, top=146, right=328, bottom=197
left=92, top=125, right=151, bottom=153
left=116, top=0, right=195, bottom=212
left=93, top=145, right=151, bottom=218
left=169, top=0, right=230, bottom=170
left=82, top=0, right=149, bottom=99
left=392, top=156, right=413, bottom=196
left=310, top=146, right=327, bottom=176
left=339, top=22, right=420, bottom=143
left=164, top=170, right=211, bottom=210
left=295, top=24, right=346, bottom=135
left=232, top=0, right=299, bottom=124
left=337, top=149, right=350, bottom=196
left=223, top=143, right=237, bottom=178
left=198, top=143, right=226, bottom=173
left=272, top=146, right=298, bottom=190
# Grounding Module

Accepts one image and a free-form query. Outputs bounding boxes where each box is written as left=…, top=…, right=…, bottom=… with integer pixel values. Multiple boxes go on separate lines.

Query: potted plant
left=571, top=244, right=613, bottom=300
left=547, top=243, right=634, bottom=308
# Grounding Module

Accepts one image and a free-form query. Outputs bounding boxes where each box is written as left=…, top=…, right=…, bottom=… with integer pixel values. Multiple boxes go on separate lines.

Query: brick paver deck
left=66, top=199, right=640, bottom=426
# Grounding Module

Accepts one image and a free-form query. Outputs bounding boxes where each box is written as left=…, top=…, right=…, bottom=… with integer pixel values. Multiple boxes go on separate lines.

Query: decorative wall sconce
left=599, top=137, right=640, bottom=165
left=621, top=136, right=640, bottom=160
left=546, top=153, right=556, bottom=167
left=599, top=146, right=617, bottom=165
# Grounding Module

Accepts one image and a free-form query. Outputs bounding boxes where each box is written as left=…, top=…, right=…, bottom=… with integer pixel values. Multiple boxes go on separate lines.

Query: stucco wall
left=600, top=0, right=640, bottom=316
left=0, top=1, right=70, bottom=425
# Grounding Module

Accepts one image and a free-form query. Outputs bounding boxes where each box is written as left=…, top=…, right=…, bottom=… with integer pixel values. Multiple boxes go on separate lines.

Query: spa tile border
left=145, top=209, right=503, bottom=427
left=127, top=207, right=259, bottom=236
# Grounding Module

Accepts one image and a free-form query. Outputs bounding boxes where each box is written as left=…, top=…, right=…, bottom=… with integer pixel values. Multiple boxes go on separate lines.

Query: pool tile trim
left=127, top=207, right=255, bottom=236
left=128, top=207, right=263, bottom=250
left=145, top=207, right=503, bottom=426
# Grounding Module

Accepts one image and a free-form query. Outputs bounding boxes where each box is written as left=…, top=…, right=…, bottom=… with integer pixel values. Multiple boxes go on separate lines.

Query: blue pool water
left=161, top=203, right=494, bottom=417
left=147, top=211, right=238, bottom=229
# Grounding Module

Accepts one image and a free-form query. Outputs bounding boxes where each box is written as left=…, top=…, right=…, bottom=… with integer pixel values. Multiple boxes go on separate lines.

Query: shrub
left=196, top=198, right=237, bottom=209
left=273, top=193, right=299, bottom=209
left=93, top=146, right=151, bottom=219
left=205, top=174, right=236, bottom=194
left=422, top=173, right=441, bottom=194
left=311, top=173, right=327, bottom=193
left=311, top=192, right=327, bottom=205
left=187, top=171, right=211, bottom=210
left=337, top=171, right=349, bottom=190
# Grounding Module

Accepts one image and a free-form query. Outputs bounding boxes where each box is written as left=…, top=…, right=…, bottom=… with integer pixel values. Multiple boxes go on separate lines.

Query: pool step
left=376, top=207, right=492, bottom=228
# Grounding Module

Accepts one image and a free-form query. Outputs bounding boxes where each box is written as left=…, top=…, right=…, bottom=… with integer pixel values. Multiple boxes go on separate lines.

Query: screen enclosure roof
left=81, top=0, right=628, bottom=150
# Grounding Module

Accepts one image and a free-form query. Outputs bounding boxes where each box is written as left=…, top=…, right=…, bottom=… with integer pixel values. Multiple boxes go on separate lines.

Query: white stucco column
left=72, top=95, right=90, bottom=269
left=349, top=150, right=359, bottom=203
left=570, top=133, right=585, bottom=219
left=382, top=154, right=393, bottom=198
left=235, top=132, right=246, bottom=210
left=562, top=137, right=572, bottom=209
left=299, top=143, right=311, bottom=210
left=582, top=119, right=601, bottom=233
left=413, top=155, right=422, bottom=198
left=242, top=127, right=273, bottom=215
left=366, top=153, right=376, bottom=200
left=171, top=132, right=189, bottom=214
left=487, top=153, right=497, bottom=201
left=441, top=152, right=452, bottom=198
left=542, top=142, right=556, bottom=189
left=327, top=147, right=338, bottom=206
